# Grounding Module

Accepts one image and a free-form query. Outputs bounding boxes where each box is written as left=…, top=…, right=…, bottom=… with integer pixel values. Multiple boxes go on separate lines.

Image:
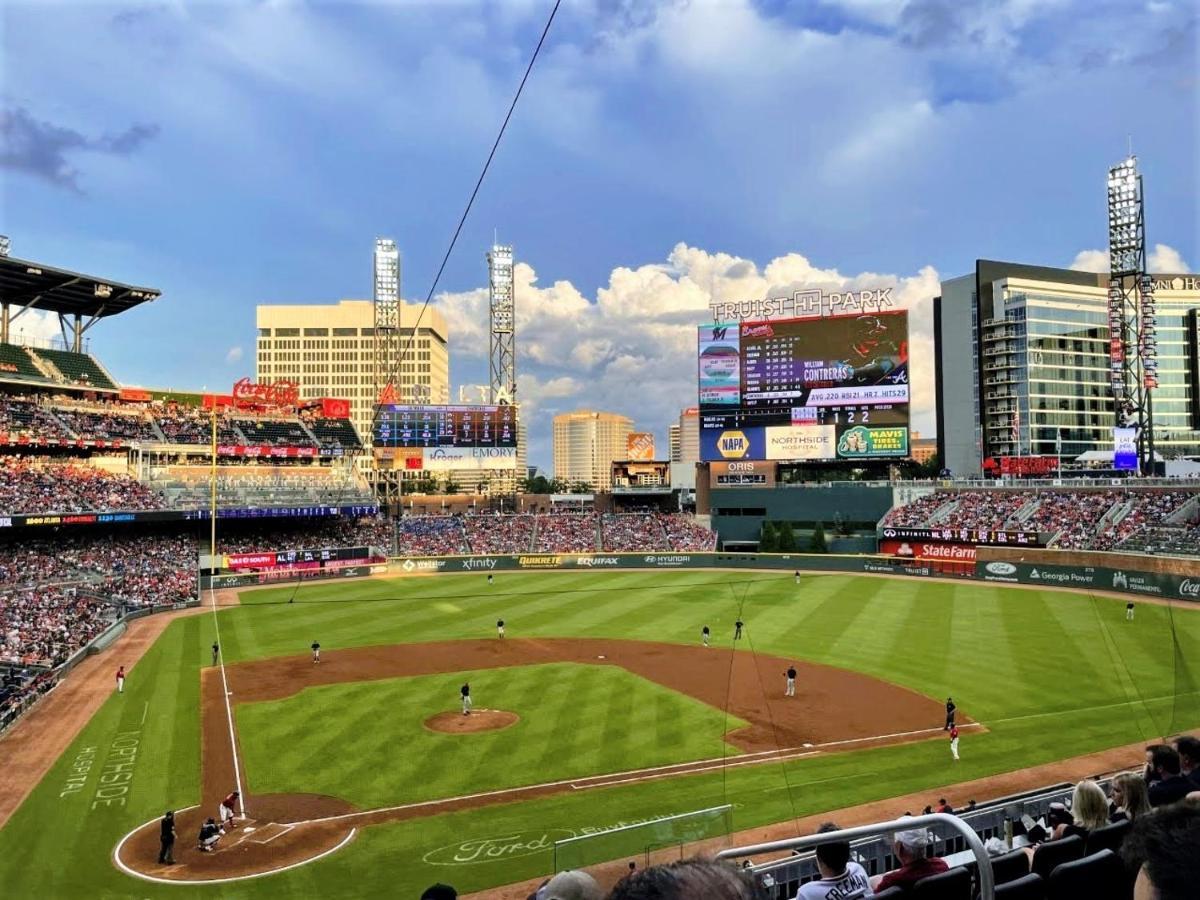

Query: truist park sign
left=709, top=286, right=896, bottom=321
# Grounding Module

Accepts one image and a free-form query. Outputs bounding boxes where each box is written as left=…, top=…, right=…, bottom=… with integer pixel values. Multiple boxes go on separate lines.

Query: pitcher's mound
left=424, top=709, right=519, bottom=734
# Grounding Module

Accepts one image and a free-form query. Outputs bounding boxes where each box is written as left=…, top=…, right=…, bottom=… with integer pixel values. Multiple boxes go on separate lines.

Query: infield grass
left=0, top=570, right=1196, bottom=898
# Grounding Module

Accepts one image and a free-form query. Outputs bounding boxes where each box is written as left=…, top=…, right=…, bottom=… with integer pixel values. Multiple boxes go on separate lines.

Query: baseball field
left=0, top=569, right=1197, bottom=898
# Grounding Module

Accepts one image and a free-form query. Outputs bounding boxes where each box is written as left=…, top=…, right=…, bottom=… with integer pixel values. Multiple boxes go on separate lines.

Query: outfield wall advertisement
left=387, top=552, right=1199, bottom=602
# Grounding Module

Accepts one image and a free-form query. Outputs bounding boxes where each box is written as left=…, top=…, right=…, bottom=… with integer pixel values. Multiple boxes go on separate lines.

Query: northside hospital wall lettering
left=709, top=287, right=895, bottom=321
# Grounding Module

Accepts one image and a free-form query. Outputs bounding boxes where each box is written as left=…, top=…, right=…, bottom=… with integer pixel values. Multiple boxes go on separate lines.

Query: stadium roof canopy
left=0, top=255, right=161, bottom=320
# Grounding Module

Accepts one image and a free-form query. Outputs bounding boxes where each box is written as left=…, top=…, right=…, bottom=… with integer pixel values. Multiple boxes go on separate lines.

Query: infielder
left=949, top=725, right=960, bottom=760
left=734, top=619, right=744, bottom=640
left=461, top=682, right=472, bottom=715
left=487, top=573, right=494, bottom=586
left=116, top=666, right=125, bottom=694
left=1126, top=602, right=1135, bottom=621
left=311, top=641, right=321, bottom=664
left=211, top=642, right=219, bottom=667
left=702, top=625, right=710, bottom=647
left=218, top=790, right=240, bottom=831
left=497, top=619, right=505, bottom=639
left=944, top=697, right=956, bottom=730
left=785, top=665, right=797, bottom=697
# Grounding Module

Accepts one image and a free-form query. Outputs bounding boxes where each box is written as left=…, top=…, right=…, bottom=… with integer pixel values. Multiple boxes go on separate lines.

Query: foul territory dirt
left=118, top=637, right=965, bottom=881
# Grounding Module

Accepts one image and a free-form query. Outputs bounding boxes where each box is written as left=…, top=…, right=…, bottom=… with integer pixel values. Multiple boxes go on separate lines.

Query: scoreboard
left=373, top=404, right=518, bottom=448
left=699, top=311, right=911, bottom=461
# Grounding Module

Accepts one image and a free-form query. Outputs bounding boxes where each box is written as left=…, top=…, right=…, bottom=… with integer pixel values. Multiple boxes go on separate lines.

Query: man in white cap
left=536, top=870, right=602, bottom=900
left=869, top=821, right=948, bottom=892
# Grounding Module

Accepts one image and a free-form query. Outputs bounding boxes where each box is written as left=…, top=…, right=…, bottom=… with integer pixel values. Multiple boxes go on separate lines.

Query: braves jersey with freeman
left=795, top=861, right=871, bottom=900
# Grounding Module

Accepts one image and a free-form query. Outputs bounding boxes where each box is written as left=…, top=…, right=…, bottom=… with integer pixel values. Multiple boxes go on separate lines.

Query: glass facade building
left=935, top=262, right=1200, bottom=475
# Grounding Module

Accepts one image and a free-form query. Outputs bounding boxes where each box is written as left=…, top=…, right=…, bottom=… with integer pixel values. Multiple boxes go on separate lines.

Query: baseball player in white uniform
left=461, top=682, right=472, bottom=715
left=785, top=665, right=797, bottom=697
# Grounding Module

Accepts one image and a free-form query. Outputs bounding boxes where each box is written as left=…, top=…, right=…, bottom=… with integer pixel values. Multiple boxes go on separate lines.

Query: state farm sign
left=880, top=540, right=976, bottom=561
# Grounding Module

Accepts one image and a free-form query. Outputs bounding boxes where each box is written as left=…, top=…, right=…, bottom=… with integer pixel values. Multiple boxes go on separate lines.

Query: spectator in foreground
left=534, top=870, right=601, bottom=900
left=1110, top=772, right=1152, bottom=823
left=607, top=858, right=767, bottom=900
left=1173, top=735, right=1200, bottom=790
left=1122, top=802, right=1200, bottom=900
left=869, top=823, right=947, bottom=892
left=420, top=885, right=457, bottom=900
left=1052, top=779, right=1109, bottom=840
left=1145, top=745, right=1193, bottom=807
left=796, top=823, right=871, bottom=900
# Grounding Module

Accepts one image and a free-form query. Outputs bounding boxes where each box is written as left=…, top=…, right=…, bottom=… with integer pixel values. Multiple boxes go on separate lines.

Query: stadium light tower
left=1106, top=156, right=1156, bottom=472
left=373, top=238, right=402, bottom=406
left=487, top=243, right=515, bottom=404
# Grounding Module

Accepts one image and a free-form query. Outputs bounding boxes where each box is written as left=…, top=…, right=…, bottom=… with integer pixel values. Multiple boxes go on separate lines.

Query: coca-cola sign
left=1180, top=579, right=1200, bottom=599
left=232, top=378, right=300, bottom=407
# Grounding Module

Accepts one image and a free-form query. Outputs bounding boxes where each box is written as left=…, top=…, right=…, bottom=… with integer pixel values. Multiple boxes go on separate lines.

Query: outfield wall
left=387, top=551, right=1200, bottom=603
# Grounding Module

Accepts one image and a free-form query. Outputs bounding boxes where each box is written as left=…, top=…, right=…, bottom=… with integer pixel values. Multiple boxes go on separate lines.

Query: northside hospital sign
left=709, top=287, right=896, bottom=321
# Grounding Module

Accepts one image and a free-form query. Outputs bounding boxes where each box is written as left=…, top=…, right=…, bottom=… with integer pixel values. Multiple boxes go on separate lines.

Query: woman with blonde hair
left=1054, top=780, right=1110, bottom=839
left=1110, top=772, right=1151, bottom=822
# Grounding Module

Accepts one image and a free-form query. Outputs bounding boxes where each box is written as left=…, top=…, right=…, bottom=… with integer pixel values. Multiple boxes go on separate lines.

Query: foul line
left=113, top=808, right=356, bottom=886
left=210, top=588, right=246, bottom=818
left=140, top=701, right=148, bottom=726
left=293, top=724, right=970, bottom=827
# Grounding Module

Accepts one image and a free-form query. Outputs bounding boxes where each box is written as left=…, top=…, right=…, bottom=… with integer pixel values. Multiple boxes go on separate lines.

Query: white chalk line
left=252, top=823, right=294, bottom=845
left=292, top=723, right=973, bottom=826
left=139, top=701, right=148, bottom=726
left=113, top=808, right=356, bottom=886
left=210, top=588, right=247, bottom=818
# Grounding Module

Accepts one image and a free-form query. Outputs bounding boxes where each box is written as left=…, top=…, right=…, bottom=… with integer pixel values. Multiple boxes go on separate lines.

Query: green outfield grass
left=0, top=570, right=1197, bottom=898
left=237, top=663, right=747, bottom=809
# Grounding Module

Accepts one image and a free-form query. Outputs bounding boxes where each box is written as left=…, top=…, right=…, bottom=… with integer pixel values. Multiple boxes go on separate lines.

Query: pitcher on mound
left=461, top=682, right=472, bottom=715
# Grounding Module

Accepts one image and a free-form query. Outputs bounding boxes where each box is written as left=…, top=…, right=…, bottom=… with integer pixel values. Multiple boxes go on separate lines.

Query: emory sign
left=709, top=286, right=896, bottom=322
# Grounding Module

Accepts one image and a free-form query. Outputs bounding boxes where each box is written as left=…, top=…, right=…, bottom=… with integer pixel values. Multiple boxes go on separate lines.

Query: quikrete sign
left=709, top=286, right=896, bottom=322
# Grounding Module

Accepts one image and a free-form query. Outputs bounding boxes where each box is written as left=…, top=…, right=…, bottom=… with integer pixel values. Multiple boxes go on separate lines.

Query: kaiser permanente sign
left=709, top=287, right=895, bottom=321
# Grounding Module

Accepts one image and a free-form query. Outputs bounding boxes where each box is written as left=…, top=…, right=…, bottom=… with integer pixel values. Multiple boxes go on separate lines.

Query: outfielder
left=497, top=619, right=505, bottom=639
left=785, top=665, right=797, bottom=697
left=734, top=619, right=743, bottom=640
left=487, top=573, right=494, bottom=586
left=794, top=570, right=800, bottom=584
left=701, top=625, right=710, bottom=648
left=461, top=682, right=472, bottom=715
left=311, top=641, right=321, bottom=664
left=116, top=666, right=125, bottom=694
left=949, top=725, right=960, bottom=760
left=211, top=642, right=219, bottom=667
left=218, top=791, right=240, bottom=831
left=1126, top=602, right=1135, bottom=621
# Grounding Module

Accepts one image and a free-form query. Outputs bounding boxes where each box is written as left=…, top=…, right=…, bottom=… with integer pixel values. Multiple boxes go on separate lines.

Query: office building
left=935, top=261, right=1200, bottom=475
left=256, top=299, right=450, bottom=442
left=552, top=410, right=634, bottom=492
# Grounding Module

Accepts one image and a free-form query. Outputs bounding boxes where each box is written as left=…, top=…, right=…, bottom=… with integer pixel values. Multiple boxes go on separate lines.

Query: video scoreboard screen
left=373, top=404, right=518, bottom=448
left=699, top=311, right=911, bottom=461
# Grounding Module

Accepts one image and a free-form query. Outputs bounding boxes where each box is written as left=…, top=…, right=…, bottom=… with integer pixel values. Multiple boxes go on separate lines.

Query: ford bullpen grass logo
left=423, top=829, right=575, bottom=865
left=985, top=562, right=1017, bottom=575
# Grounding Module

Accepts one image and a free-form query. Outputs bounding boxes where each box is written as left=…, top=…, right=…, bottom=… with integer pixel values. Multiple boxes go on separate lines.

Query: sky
left=2, top=0, right=1197, bottom=469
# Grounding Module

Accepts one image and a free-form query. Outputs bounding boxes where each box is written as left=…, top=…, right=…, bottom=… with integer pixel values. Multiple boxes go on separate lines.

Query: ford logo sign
left=985, top=562, right=1017, bottom=575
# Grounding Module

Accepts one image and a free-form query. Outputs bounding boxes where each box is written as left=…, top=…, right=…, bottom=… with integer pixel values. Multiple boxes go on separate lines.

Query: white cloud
left=1069, top=243, right=1191, bottom=274
left=435, top=243, right=942, bottom=466
left=10, top=310, right=61, bottom=345
left=1068, top=249, right=1109, bottom=272
left=1147, top=243, right=1191, bottom=273
left=224, top=345, right=244, bottom=364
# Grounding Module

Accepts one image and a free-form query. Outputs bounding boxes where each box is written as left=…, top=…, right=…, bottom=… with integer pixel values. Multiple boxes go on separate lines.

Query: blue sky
left=2, top=0, right=1197, bottom=468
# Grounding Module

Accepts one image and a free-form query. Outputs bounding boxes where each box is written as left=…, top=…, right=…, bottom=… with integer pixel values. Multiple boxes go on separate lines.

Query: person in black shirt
left=944, top=697, right=956, bottom=730
left=487, top=574, right=494, bottom=585
left=1173, top=735, right=1200, bottom=790
left=211, top=642, right=219, bottom=667
left=496, top=619, right=505, bottom=639
left=461, top=682, right=472, bottom=715
left=158, top=811, right=176, bottom=864
left=701, top=625, right=710, bottom=648
left=198, top=818, right=221, bottom=852
left=1126, top=602, right=1135, bottom=621
left=785, top=666, right=797, bottom=697
left=734, top=620, right=743, bottom=640
left=1146, top=744, right=1192, bottom=807
left=311, top=641, right=320, bottom=664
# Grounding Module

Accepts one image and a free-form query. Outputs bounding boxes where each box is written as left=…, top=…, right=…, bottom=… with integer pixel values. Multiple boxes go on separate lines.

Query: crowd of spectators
left=884, top=487, right=1199, bottom=553
left=0, top=396, right=68, bottom=440
left=463, top=514, right=535, bottom=553
left=533, top=512, right=600, bottom=553
left=0, top=456, right=168, bottom=515
left=601, top=513, right=669, bottom=551
left=51, top=402, right=160, bottom=442
left=154, top=407, right=243, bottom=444
left=0, top=667, right=55, bottom=733
left=217, top=516, right=395, bottom=555
left=394, top=516, right=468, bottom=555
left=661, top=513, right=718, bottom=551
left=0, top=587, right=115, bottom=668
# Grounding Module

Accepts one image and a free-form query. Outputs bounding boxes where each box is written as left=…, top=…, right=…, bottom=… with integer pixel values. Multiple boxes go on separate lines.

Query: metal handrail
left=715, top=813, right=995, bottom=899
